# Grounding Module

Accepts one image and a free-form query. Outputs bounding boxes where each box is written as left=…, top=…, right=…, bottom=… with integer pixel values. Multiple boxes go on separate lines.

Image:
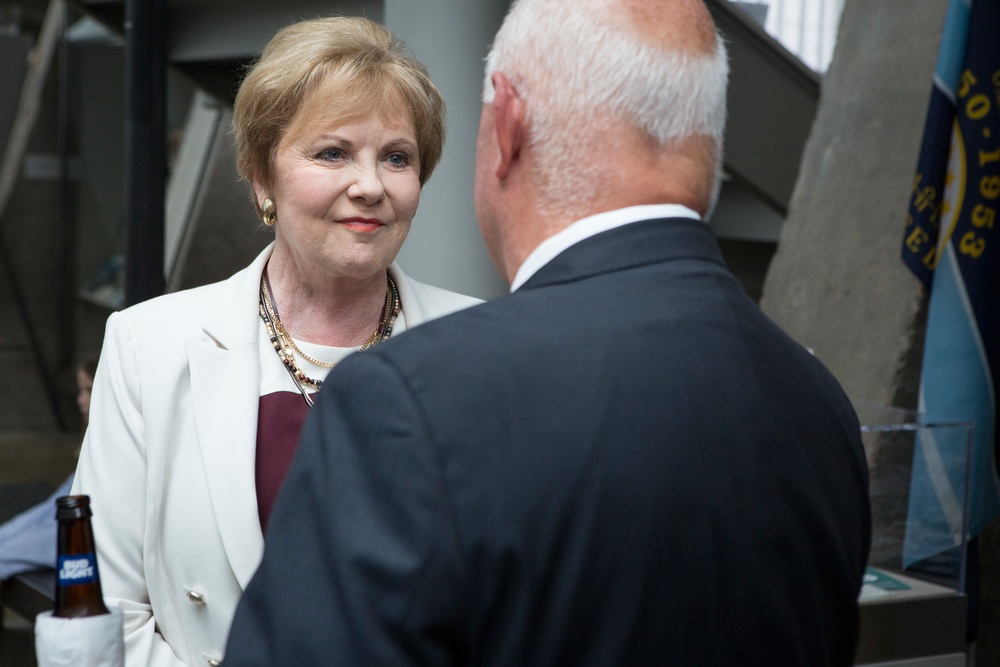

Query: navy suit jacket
left=224, top=218, right=872, bottom=666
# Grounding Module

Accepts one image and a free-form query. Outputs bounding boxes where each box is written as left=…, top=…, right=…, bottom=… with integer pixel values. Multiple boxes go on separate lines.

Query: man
left=223, top=0, right=871, bottom=665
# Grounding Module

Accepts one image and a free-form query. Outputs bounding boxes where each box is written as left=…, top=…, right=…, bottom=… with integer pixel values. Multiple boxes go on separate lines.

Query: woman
left=73, top=16, right=480, bottom=667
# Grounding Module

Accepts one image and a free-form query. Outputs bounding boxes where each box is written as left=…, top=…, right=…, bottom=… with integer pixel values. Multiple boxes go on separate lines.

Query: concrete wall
left=759, top=0, right=941, bottom=410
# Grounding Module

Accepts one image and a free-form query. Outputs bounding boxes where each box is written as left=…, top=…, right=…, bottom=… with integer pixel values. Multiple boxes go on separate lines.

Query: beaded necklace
left=258, top=271, right=400, bottom=407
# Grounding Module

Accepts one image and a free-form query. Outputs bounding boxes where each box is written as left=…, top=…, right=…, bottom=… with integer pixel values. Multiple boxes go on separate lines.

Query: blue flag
left=902, top=0, right=1000, bottom=566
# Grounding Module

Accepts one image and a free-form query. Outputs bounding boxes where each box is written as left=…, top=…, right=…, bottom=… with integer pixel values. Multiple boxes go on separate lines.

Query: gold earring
left=261, top=198, right=277, bottom=226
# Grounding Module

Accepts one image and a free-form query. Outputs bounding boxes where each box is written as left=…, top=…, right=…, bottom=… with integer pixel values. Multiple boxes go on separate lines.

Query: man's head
left=474, top=0, right=729, bottom=282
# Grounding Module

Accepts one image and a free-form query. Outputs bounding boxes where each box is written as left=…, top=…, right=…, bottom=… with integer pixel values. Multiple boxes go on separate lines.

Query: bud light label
left=58, top=553, right=97, bottom=585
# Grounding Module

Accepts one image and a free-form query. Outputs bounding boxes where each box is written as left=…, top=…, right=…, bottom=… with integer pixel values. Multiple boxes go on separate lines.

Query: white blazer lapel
left=185, top=244, right=272, bottom=589
left=187, top=338, right=263, bottom=589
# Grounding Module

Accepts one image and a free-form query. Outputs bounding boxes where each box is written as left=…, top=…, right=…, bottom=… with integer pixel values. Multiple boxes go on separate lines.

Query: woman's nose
left=347, top=163, right=386, bottom=203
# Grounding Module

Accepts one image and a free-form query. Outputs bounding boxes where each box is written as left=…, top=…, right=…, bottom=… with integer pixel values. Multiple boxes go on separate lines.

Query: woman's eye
left=387, top=152, right=410, bottom=167
left=318, top=148, right=344, bottom=161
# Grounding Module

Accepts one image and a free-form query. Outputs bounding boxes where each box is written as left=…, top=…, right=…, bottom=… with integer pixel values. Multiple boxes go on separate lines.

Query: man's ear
left=491, top=72, right=525, bottom=180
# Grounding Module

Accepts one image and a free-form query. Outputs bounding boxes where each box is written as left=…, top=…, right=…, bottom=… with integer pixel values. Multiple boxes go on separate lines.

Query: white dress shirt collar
left=510, top=204, right=702, bottom=292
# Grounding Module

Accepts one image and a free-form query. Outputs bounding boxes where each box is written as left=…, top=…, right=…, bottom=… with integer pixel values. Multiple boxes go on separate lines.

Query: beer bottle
left=53, top=495, right=110, bottom=618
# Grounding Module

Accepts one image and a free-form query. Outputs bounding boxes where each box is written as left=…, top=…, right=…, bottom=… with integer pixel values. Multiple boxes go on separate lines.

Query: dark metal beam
left=57, top=2, right=78, bottom=371
left=124, top=0, right=166, bottom=306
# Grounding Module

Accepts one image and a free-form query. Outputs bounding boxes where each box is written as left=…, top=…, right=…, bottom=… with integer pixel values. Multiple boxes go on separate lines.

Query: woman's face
left=262, top=98, right=422, bottom=284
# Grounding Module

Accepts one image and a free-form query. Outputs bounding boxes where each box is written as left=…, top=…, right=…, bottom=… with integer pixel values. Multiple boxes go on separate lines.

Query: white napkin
left=34, top=606, right=125, bottom=667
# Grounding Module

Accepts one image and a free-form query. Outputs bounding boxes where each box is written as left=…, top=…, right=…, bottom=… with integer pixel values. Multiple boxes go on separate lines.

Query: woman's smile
left=337, top=216, right=385, bottom=232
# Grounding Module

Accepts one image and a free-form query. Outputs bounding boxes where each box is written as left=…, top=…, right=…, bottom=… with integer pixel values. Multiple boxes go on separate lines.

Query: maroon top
left=255, top=391, right=312, bottom=533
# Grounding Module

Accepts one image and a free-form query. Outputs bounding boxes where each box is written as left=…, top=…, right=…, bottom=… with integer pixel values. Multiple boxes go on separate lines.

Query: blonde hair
left=233, top=16, right=446, bottom=214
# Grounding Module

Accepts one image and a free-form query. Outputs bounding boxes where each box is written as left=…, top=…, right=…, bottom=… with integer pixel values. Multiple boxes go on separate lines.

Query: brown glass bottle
left=53, top=495, right=110, bottom=618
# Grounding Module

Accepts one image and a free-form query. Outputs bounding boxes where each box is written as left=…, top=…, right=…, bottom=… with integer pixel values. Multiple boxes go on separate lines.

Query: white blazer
left=72, top=244, right=482, bottom=667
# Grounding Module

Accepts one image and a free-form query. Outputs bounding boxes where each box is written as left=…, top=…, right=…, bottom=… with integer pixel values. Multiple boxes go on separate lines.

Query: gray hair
left=483, top=0, right=729, bottom=215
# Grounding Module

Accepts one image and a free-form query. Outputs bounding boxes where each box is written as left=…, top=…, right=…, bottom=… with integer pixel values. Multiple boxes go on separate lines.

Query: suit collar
left=511, top=205, right=701, bottom=291
left=519, top=217, right=726, bottom=291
